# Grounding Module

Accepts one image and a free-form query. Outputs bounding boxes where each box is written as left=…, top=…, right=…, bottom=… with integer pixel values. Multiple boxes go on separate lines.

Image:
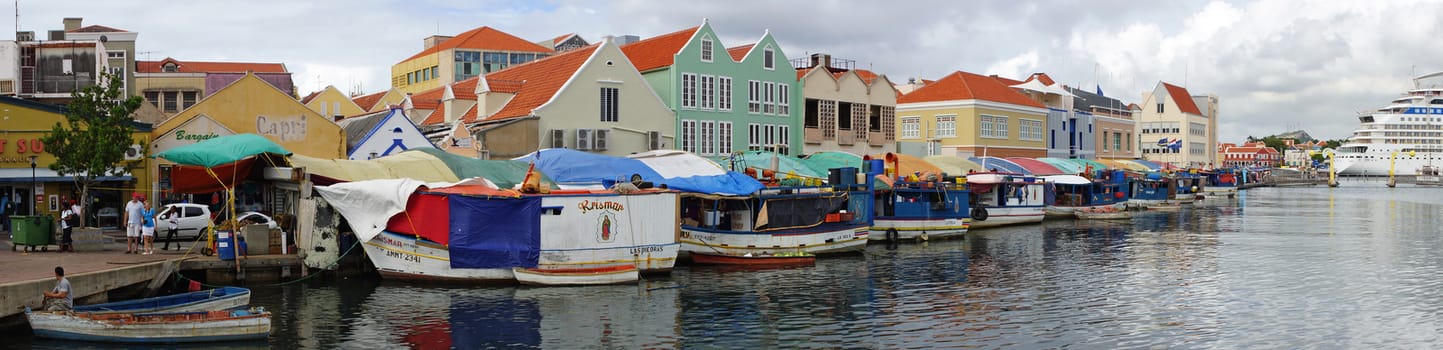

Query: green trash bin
left=11, top=215, right=54, bottom=252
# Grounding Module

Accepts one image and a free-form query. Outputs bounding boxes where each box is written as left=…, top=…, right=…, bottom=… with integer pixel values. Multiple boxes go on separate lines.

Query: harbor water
left=13, top=181, right=1443, bottom=349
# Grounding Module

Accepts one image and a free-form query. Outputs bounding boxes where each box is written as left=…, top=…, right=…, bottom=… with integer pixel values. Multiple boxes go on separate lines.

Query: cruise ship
left=1334, top=71, right=1443, bottom=176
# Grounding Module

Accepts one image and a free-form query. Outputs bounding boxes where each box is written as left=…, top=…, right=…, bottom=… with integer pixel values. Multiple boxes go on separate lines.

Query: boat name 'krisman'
left=578, top=200, right=624, bottom=214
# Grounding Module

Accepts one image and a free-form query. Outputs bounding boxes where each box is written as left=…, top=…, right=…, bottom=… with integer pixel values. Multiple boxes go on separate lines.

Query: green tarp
left=155, top=134, right=291, bottom=167
left=411, top=148, right=551, bottom=189
left=800, top=151, right=863, bottom=175
left=715, top=151, right=826, bottom=179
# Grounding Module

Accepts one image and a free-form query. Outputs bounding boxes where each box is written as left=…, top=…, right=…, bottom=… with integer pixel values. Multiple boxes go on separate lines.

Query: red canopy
left=1005, top=157, right=1066, bottom=175
left=168, top=158, right=256, bottom=194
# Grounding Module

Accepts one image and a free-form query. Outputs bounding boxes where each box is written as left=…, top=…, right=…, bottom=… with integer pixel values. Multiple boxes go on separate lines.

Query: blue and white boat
left=26, top=307, right=271, bottom=343
left=74, top=287, right=251, bottom=314
left=870, top=177, right=970, bottom=242
left=964, top=172, right=1049, bottom=229
left=1041, top=170, right=1128, bottom=217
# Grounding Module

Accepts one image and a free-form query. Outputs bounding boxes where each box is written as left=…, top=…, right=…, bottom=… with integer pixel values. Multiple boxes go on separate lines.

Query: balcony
left=804, top=127, right=824, bottom=144
left=837, top=132, right=855, bottom=145
left=868, top=132, right=886, bottom=146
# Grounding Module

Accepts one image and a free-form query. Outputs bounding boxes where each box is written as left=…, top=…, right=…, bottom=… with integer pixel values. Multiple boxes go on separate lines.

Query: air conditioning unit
left=647, top=131, right=662, bottom=150
left=593, top=129, right=609, bottom=151
left=576, top=129, right=593, bottom=151
left=550, top=129, right=566, bottom=149
left=123, top=144, right=144, bottom=160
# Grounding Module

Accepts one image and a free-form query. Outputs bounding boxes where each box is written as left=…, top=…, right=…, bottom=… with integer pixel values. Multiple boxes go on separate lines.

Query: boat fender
left=971, top=207, right=989, bottom=221
left=919, top=231, right=929, bottom=241
left=886, top=228, right=899, bottom=242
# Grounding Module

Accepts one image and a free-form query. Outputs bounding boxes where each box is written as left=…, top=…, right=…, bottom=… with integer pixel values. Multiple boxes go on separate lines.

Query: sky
left=10, top=0, right=1443, bottom=143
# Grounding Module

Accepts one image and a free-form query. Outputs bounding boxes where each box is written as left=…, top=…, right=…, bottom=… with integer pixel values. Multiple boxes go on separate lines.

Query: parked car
left=156, top=203, right=212, bottom=241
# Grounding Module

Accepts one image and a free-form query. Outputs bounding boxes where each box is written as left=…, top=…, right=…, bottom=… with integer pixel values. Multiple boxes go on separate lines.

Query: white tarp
left=314, top=177, right=500, bottom=242
left=1041, top=175, right=1093, bottom=185
left=628, top=150, right=727, bottom=178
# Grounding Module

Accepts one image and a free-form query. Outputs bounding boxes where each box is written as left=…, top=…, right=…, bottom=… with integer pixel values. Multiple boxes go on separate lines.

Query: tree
left=40, top=72, right=143, bottom=227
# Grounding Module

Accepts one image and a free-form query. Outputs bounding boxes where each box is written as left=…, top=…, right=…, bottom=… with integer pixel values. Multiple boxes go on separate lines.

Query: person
left=159, top=205, right=180, bottom=251
left=1, top=193, right=10, bottom=232
left=140, top=199, right=156, bottom=255
left=59, top=200, right=78, bottom=252
left=123, top=193, right=144, bottom=254
left=42, top=266, right=72, bottom=312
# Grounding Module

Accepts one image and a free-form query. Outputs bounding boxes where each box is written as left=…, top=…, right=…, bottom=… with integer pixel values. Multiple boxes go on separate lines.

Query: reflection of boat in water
left=1418, top=165, right=1442, bottom=185
left=691, top=251, right=816, bottom=267
left=1075, top=208, right=1133, bottom=220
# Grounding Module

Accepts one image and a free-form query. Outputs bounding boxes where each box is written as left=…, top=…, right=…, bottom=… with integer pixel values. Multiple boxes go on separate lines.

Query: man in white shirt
left=123, top=193, right=144, bottom=254
left=59, top=200, right=78, bottom=252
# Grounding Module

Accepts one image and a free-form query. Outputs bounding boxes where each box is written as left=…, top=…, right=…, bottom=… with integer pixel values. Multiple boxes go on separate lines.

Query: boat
left=964, top=172, right=1048, bottom=228
left=513, top=265, right=640, bottom=286
left=1041, top=171, right=1128, bottom=217
left=1123, top=172, right=1185, bottom=209
left=867, top=154, right=971, bottom=242
left=26, top=307, right=271, bottom=343
left=690, top=251, right=816, bottom=266
left=317, top=177, right=680, bottom=286
left=73, top=287, right=251, bottom=314
left=1419, top=165, right=1442, bottom=185
left=1334, top=71, right=1443, bottom=176
left=663, top=151, right=870, bottom=258
left=1075, top=207, right=1133, bottom=220
left=1198, top=169, right=1241, bottom=200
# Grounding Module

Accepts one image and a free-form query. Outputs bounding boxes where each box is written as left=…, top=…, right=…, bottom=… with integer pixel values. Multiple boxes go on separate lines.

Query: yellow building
left=151, top=72, right=344, bottom=160
left=391, top=26, right=555, bottom=94
left=1135, top=82, right=1218, bottom=167
left=350, top=88, right=406, bottom=113
left=301, top=85, right=365, bottom=119
left=895, top=71, right=1049, bottom=158
left=0, top=96, right=152, bottom=222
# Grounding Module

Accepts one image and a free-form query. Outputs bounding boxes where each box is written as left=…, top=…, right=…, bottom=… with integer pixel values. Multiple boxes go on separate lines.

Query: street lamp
left=28, top=155, right=37, bottom=216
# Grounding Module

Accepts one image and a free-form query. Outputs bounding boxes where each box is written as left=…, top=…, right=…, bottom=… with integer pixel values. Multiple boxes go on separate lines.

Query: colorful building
left=895, top=70, right=1049, bottom=158
left=0, top=96, right=152, bottom=224
left=455, top=36, right=675, bottom=159
left=300, top=85, right=365, bottom=119
left=1219, top=142, right=1281, bottom=168
left=337, top=108, right=433, bottom=160
left=391, top=26, right=554, bottom=94
left=5, top=17, right=137, bottom=105
left=795, top=53, right=897, bottom=155
left=351, top=88, right=406, bottom=113
left=1068, top=86, right=1137, bottom=160
left=997, top=73, right=1094, bottom=159
left=59, top=17, right=139, bottom=98
left=1137, top=82, right=1218, bottom=167
left=134, top=57, right=293, bottom=117
left=620, top=20, right=802, bottom=156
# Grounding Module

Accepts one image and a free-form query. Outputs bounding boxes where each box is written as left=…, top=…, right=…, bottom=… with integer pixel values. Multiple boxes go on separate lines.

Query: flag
left=1168, top=139, right=1183, bottom=150
left=1096, top=84, right=1104, bottom=97
left=1157, top=138, right=1170, bottom=146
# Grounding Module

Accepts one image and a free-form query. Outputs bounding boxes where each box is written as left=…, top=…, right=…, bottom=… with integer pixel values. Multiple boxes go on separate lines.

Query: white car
left=234, top=212, right=280, bottom=230
left=156, top=203, right=213, bottom=241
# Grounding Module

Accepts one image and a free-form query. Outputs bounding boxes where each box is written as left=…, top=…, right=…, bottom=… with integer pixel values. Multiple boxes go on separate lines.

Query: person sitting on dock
left=42, top=266, right=72, bottom=312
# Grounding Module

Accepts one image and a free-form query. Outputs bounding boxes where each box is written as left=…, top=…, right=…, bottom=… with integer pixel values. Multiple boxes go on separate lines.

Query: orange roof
left=410, top=76, right=482, bottom=112
left=621, top=26, right=699, bottom=72
left=352, top=91, right=386, bottom=110
left=898, top=71, right=1046, bottom=108
left=299, top=90, right=323, bottom=104
left=483, top=45, right=600, bottom=122
left=460, top=104, right=480, bottom=123
left=853, top=69, right=879, bottom=83
left=421, top=103, right=447, bottom=126
left=403, top=26, right=552, bottom=62
left=1162, top=82, right=1203, bottom=115
left=67, top=24, right=127, bottom=33
left=990, top=75, right=1024, bottom=86
left=1023, top=73, right=1055, bottom=86
left=136, top=58, right=288, bottom=73
left=550, top=33, right=576, bottom=44
left=727, top=44, right=753, bottom=62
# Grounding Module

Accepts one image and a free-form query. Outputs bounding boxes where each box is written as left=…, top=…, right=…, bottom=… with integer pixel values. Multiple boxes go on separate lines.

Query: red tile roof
left=989, top=75, right=1024, bottom=86
left=421, top=103, right=447, bottom=126
left=403, top=26, right=552, bottom=62
left=898, top=71, right=1046, bottom=108
left=410, top=76, right=482, bottom=112
left=352, top=91, right=386, bottom=111
left=67, top=24, right=127, bottom=33
left=1162, top=82, right=1203, bottom=115
left=299, top=90, right=323, bottom=104
left=727, top=44, right=753, bottom=62
left=1024, top=73, right=1055, bottom=86
left=136, top=58, right=288, bottom=73
left=620, top=26, right=699, bottom=72
left=853, top=69, right=880, bottom=84
left=550, top=33, right=576, bottom=45
left=460, top=104, right=479, bottom=123
left=482, top=45, right=600, bottom=122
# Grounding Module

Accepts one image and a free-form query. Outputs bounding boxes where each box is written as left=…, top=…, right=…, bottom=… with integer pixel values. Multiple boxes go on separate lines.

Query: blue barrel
left=864, top=159, right=885, bottom=175
left=839, top=167, right=858, bottom=185
left=217, top=230, right=236, bottom=261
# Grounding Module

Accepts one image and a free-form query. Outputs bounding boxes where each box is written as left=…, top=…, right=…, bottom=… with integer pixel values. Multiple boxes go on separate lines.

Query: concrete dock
left=0, top=228, right=302, bottom=330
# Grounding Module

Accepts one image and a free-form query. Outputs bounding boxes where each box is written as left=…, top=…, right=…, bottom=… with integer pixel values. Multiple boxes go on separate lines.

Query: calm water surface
left=16, top=181, right=1443, bottom=349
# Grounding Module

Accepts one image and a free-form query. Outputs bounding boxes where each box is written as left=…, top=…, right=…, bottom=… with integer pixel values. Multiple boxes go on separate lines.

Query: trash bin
left=11, top=215, right=53, bottom=252
left=217, top=230, right=237, bottom=261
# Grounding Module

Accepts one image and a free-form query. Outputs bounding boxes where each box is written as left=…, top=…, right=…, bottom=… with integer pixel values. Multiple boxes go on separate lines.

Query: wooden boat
left=513, top=265, right=639, bottom=286
left=1042, top=173, right=1129, bottom=218
left=690, top=251, right=816, bottom=266
left=1146, top=202, right=1184, bottom=211
left=74, top=287, right=250, bottom=314
left=26, top=307, right=271, bottom=343
left=1075, top=209, right=1133, bottom=220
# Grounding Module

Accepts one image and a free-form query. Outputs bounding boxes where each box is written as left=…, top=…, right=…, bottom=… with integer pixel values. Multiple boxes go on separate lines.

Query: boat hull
left=1045, top=203, right=1125, bottom=218
left=680, top=224, right=868, bottom=256
left=27, top=309, right=271, bottom=343
left=966, top=206, right=1045, bottom=229
left=690, top=252, right=815, bottom=266
left=74, top=287, right=250, bottom=314
left=1076, top=211, right=1133, bottom=220
left=513, top=265, right=639, bottom=286
left=869, top=217, right=968, bottom=241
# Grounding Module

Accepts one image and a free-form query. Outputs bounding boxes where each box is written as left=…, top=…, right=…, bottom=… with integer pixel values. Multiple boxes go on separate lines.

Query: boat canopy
left=290, top=152, right=461, bottom=184
left=1037, top=158, right=1084, bottom=174
left=969, top=156, right=1030, bottom=174
left=872, top=153, right=945, bottom=178
left=1041, top=174, right=1093, bottom=185
left=1005, top=157, right=1067, bottom=175
left=923, top=155, right=984, bottom=175
left=801, top=151, right=863, bottom=175
left=525, top=148, right=661, bottom=187
left=155, top=134, right=291, bottom=168
left=628, top=150, right=764, bottom=196
left=1066, top=158, right=1111, bottom=172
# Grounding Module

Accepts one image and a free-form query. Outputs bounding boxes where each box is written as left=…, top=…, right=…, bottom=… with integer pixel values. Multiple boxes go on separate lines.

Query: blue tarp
left=528, top=149, right=763, bottom=196
left=447, top=195, right=541, bottom=269
left=968, top=156, right=1029, bottom=174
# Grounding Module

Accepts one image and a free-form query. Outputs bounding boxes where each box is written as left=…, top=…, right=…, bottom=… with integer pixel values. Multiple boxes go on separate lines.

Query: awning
left=0, top=168, right=133, bottom=183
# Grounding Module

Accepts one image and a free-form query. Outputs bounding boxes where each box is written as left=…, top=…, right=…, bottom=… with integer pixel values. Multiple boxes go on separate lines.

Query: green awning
left=155, top=134, right=291, bottom=167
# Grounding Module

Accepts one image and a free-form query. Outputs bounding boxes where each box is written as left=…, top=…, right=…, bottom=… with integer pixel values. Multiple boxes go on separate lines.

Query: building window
left=700, top=35, right=714, bottom=62
left=981, top=115, right=1008, bottom=139
left=1127, top=133, right=1132, bottom=151
left=763, top=82, right=775, bottom=114
left=764, top=124, right=776, bottom=146
left=718, top=77, right=732, bottom=111
left=107, top=50, right=125, bottom=60
left=749, top=123, right=761, bottom=148
left=901, top=117, right=920, bottom=139
left=1114, top=132, right=1123, bottom=151
left=681, top=73, right=698, bottom=109
left=700, top=121, right=716, bottom=155
left=881, top=106, right=896, bottom=141
left=163, top=91, right=179, bottom=112
left=1019, top=119, right=1043, bottom=141
left=700, top=75, right=715, bottom=110
left=936, top=115, right=956, bottom=137
left=719, top=121, right=733, bottom=155
left=763, top=46, right=775, bottom=70
left=600, top=87, right=619, bottom=122
left=748, top=80, right=761, bottom=113
left=777, top=84, right=789, bottom=116
left=455, top=51, right=482, bottom=81
left=1157, top=103, right=1164, bottom=113
left=1190, top=122, right=1207, bottom=136
left=681, top=120, right=697, bottom=153
left=163, top=63, right=178, bottom=72
left=483, top=52, right=509, bottom=73
left=778, top=125, right=790, bottom=154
